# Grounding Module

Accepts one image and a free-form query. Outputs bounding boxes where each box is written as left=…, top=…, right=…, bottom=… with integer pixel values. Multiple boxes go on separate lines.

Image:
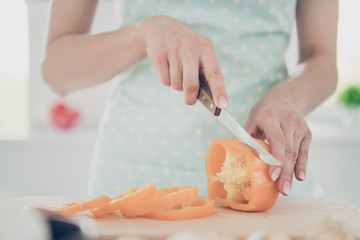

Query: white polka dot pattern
left=88, top=0, right=302, bottom=198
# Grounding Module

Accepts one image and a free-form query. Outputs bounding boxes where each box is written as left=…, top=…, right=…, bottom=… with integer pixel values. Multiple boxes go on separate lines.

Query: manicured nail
left=271, top=167, right=281, bottom=182
left=299, top=171, right=306, bottom=181
left=218, top=96, right=227, bottom=109
left=282, top=181, right=291, bottom=195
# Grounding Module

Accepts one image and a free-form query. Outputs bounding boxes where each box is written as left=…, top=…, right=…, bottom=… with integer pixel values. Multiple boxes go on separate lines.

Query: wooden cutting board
left=11, top=197, right=360, bottom=239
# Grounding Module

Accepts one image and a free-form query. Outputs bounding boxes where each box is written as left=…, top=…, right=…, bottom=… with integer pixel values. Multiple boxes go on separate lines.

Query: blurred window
left=337, top=0, right=360, bottom=90
left=0, top=0, right=29, bottom=139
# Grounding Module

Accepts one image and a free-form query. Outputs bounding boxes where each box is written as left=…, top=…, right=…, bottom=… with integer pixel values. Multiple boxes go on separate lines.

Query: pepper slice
left=142, top=197, right=215, bottom=220
left=52, top=194, right=111, bottom=216
left=205, top=137, right=279, bottom=211
left=79, top=194, right=111, bottom=211
left=90, top=183, right=156, bottom=217
left=52, top=201, right=80, bottom=216
left=121, top=185, right=198, bottom=218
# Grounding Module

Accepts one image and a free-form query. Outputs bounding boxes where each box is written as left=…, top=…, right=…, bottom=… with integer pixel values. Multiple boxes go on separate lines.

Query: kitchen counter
left=3, top=196, right=360, bottom=240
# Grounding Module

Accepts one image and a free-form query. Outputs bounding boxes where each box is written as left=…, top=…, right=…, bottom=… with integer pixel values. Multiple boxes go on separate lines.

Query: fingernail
left=271, top=167, right=281, bottom=182
left=282, top=181, right=291, bottom=195
left=299, top=171, right=306, bottom=181
left=218, top=96, right=227, bottom=109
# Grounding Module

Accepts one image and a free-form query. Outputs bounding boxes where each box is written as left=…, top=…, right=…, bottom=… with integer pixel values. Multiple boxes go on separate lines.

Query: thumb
left=269, top=166, right=281, bottom=182
left=203, top=68, right=228, bottom=109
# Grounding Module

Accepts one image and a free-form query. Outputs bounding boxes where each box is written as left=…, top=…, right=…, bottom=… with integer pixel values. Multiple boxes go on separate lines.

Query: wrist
left=137, top=15, right=177, bottom=54
left=261, top=82, right=306, bottom=115
left=126, top=20, right=148, bottom=58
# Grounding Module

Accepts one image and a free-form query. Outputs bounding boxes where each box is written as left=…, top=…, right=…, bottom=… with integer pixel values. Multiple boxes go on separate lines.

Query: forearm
left=42, top=22, right=146, bottom=96
left=262, top=54, right=338, bottom=116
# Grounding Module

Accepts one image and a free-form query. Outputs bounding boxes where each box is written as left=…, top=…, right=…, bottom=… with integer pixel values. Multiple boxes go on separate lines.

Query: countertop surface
left=4, top=196, right=360, bottom=240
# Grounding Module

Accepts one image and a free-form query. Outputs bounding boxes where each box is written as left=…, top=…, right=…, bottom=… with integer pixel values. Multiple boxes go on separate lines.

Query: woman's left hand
left=243, top=94, right=312, bottom=196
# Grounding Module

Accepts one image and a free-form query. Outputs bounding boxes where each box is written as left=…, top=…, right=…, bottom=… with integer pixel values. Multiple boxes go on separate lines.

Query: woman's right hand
left=139, top=16, right=229, bottom=108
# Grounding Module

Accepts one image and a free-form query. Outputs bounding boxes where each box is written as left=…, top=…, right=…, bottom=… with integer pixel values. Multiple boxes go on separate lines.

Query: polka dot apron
left=89, top=0, right=323, bottom=197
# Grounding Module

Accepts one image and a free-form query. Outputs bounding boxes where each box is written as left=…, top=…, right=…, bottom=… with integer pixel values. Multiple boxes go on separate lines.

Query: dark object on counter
left=36, top=208, right=88, bottom=240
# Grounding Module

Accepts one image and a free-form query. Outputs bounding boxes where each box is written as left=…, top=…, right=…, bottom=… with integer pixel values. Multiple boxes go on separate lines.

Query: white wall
left=1, top=0, right=115, bottom=198
left=28, top=0, right=116, bottom=130
left=308, top=122, right=360, bottom=208
left=0, top=133, right=94, bottom=197
left=1, top=0, right=359, bottom=209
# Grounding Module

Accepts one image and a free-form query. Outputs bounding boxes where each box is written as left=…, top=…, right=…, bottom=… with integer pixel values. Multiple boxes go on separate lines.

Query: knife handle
left=197, top=74, right=221, bottom=116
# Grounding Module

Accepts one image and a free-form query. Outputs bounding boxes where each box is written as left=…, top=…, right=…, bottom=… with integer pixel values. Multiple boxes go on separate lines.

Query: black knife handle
left=197, top=74, right=222, bottom=116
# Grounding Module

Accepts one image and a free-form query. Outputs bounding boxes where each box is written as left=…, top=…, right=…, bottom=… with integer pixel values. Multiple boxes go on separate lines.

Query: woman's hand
left=139, top=15, right=228, bottom=108
left=242, top=0, right=338, bottom=197
left=243, top=94, right=312, bottom=196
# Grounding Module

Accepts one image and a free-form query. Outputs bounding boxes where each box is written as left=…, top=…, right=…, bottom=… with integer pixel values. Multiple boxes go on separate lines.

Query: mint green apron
left=89, top=0, right=322, bottom=198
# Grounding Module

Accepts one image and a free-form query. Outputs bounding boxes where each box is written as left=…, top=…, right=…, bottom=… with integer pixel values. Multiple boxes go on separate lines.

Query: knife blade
left=197, top=75, right=281, bottom=166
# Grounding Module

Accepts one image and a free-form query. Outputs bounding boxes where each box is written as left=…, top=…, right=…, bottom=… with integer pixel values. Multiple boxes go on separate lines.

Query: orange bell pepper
left=142, top=197, right=215, bottom=220
left=121, top=185, right=198, bottom=218
left=52, top=194, right=111, bottom=216
left=205, top=137, right=279, bottom=211
left=78, top=194, right=111, bottom=211
left=90, top=183, right=156, bottom=217
left=52, top=201, right=80, bottom=216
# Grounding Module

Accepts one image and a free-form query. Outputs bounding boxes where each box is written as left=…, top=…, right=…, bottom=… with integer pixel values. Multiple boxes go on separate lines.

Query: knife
left=197, top=75, right=281, bottom=166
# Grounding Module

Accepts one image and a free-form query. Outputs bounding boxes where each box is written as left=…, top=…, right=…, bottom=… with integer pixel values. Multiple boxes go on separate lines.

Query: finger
left=295, top=130, right=312, bottom=182
left=150, top=51, right=170, bottom=86
left=276, top=122, right=296, bottom=196
left=169, top=53, right=183, bottom=91
left=278, top=161, right=293, bottom=196
left=293, top=130, right=304, bottom=181
left=243, top=109, right=255, bottom=134
left=245, top=123, right=266, bottom=140
left=200, top=38, right=228, bottom=108
left=243, top=109, right=266, bottom=140
left=261, top=120, right=285, bottom=183
left=181, top=53, right=200, bottom=105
